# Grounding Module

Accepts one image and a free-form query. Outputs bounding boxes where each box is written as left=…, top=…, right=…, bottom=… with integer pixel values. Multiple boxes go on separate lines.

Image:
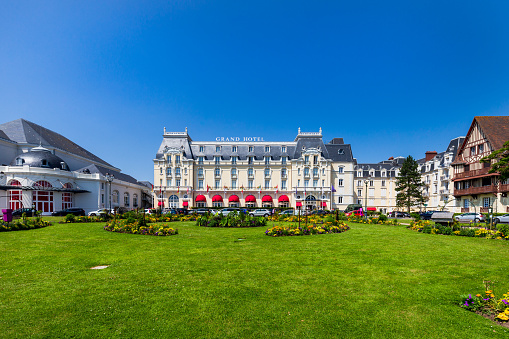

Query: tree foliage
left=395, top=156, right=425, bottom=213
left=480, top=140, right=509, bottom=181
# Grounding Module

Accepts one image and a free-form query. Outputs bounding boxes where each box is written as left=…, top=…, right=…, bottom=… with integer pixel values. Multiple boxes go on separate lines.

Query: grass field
left=1, top=220, right=508, bottom=338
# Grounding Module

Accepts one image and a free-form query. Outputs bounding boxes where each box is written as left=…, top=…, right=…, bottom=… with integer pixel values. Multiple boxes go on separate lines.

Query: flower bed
left=460, top=281, right=509, bottom=328
left=196, top=213, right=267, bottom=228
left=265, top=220, right=350, bottom=237
left=409, top=220, right=509, bottom=240
left=1, top=217, right=51, bottom=232
left=346, top=215, right=400, bottom=226
left=104, top=219, right=178, bottom=236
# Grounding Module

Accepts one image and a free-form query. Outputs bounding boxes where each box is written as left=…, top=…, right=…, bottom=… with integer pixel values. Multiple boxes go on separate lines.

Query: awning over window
left=296, top=202, right=302, bottom=207
left=322, top=202, right=327, bottom=207
left=183, top=201, right=189, bottom=207
left=212, top=195, right=223, bottom=202
left=262, top=195, right=273, bottom=202
left=158, top=201, right=163, bottom=206
left=278, top=195, right=289, bottom=202
left=245, top=195, right=256, bottom=202
left=229, top=195, right=239, bottom=202
left=195, top=195, right=206, bottom=202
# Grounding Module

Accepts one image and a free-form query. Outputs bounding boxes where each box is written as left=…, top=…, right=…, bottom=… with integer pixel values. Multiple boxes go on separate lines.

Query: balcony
left=197, top=173, right=204, bottom=178
left=248, top=173, right=254, bottom=179
left=264, top=173, right=271, bottom=178
left=304, top=173, right=310, bottom=178
left=214, top=173, right=221, bottom=178
left=453, top=167, right=491, bottom=180
left=440, top=175, right=449, bottom=181
left=231, top=173, right=237, bottom=178
left=439, top=189, right=450, bottom=195
left=281, top=174, right=287, bottom=178
left=500, top=184, right=509, bottom=193
left=453, top=184, right=497, bottom=196
left=313, top=173, right=319, bottom=178
left=461, top=207, right=470, bottom=213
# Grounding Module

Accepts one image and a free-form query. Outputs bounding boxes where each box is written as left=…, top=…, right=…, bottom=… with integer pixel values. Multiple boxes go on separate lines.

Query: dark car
left=310, top=210, right=328, bottom=215
left=390, top=211, right=411, bottom=218
left=420, top=211, right=434, bottom=220
left=51, top=208, right=85, bottom=216
left=12, top=208, right=36, bottom=217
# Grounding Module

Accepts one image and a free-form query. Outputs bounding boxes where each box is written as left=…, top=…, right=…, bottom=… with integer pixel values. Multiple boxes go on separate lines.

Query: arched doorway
left=8, top=180, right=22, bottom=210
left=305, top=195, right=316, bottom=211
left=168, top=195, right=179, bottom=209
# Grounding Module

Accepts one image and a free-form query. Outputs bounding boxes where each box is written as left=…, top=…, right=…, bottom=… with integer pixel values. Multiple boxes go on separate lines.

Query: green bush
left=497, top=223, right=509, bottom=237
left=410, top=212, right=421, bottom=220
left=65, top=214, right=76, bottom=223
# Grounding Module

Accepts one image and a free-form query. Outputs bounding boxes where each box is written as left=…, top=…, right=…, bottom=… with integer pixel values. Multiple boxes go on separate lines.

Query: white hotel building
left=153, top=128, right=356, bottom=210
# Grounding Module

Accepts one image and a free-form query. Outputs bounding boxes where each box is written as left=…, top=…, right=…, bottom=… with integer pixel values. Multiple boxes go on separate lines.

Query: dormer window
left=41, top=159, right=48, bottom=167
left=232, top=146, right=237, bottom=153
left=249, top=146, right=254, bottom=152
left=282, top=146, right=286, bottom=153
left=338, top=149, right=345, bottom=155
left=216, top=146, right=221, bottom=152
left=265, top=146, right=270, bottom=152
left=199, top=146, right=204, bottom=152
left=16, top=158, right=24, bottom=165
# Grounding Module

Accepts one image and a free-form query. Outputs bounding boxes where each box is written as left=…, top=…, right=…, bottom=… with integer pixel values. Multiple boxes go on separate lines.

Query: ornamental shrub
left=497, top=224, right=509, bottom=237
left=65, top=214, right=76, bottom=223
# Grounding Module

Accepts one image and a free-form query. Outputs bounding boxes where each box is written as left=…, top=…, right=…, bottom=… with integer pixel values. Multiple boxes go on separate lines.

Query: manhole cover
left=90, top=265, right=109, bottom=270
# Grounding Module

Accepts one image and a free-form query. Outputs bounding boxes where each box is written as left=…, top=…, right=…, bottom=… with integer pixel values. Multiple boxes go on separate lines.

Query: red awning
left=278, top=195, right=289, bottom=202
left=229, top=195, right=240, bottom=202
left=367, top=207, right=376, bottom=211
left=296, top=202, right=302, bottom=207
left=321, top=202, right=327, bottom=207
left=158, top=201, right=163, bottom=206
left=245, top=195, right=256, bottom=202
left=262, top=195, right=273, bottom=202
left=195, top=195, right=206, bottom=202
left=212, top=195, right=223, bottom=202
left=183, top=201, right=189, bottom=207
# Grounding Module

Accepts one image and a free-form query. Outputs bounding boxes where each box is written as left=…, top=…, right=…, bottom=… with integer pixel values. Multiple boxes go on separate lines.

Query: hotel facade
left=153, top=128, right=356, bottom=210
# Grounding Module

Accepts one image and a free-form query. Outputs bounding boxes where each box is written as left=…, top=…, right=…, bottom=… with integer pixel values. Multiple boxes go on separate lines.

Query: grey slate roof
left=77, top=164, right=141, bottom=186
left=0, top=130, right=10, bottom=141
left=10, top=146, right=70, bottom=171
left=417, top=136, right=465, bottom=172
left=0, top=119, right=113, bottom=168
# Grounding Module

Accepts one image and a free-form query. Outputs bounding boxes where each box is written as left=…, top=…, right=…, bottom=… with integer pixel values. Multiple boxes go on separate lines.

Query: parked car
left=52, top=208, right=85, bottom=216
left=218, top=208, right=242, bottom=216
left=88, top=209, right=109, bottom=216
left=12, top=208, right=36, bottom=217
left=390, top=211, right=411, bottom=218
left=279, top=209, right=295, bottom=216
left=346, top=209, right=364, bottom=217
left=455, top=212, right=485, bottom=223
left=309, top=210, right=328, bottom=215
left=493, top=214, right=509, bottom=225
left=249, top=209, right=271, bottom=217
left=193, top=208, right=212, bottom=215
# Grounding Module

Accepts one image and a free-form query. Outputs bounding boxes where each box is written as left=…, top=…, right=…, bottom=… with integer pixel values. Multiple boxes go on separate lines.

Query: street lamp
left=105, top=173, right=114, bottom=214
left=364, top=179, right=369, bottom=220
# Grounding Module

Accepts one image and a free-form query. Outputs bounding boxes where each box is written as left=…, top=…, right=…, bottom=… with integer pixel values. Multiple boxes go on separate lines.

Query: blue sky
left=1, top=1, right=508, bottom=181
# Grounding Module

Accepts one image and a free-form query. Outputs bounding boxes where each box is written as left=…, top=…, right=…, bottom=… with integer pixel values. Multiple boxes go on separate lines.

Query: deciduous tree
left=480, top=140, right=509, bottom=181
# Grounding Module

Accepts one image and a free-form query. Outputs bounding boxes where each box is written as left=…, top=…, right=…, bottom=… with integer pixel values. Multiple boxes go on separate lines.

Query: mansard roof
left=0, top=118, right=113, bottom=168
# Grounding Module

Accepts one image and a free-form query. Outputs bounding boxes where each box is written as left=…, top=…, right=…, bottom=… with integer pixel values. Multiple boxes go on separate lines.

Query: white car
left=494, top=214, right=509, bottom=225
left=249, top=209, right=271, bottom=217
left=455, top=212, right=485, bottom=223
left=88, top=209, right=109, bottom=216
left=218, top=208, right=242, bottom=216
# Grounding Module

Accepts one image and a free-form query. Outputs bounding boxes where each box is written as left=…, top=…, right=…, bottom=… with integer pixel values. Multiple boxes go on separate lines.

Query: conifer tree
left=395, top=156, right=424, bottom=213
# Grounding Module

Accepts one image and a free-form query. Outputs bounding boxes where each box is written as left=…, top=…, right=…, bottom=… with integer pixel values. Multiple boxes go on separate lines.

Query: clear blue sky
left=1, top=1, right=508, bottom=182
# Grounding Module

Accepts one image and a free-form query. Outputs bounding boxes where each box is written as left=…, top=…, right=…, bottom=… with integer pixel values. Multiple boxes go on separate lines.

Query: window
left=470, top=146, right=476, bottom=156
left=16, top=158, right=24, bottom=165
left=215, top=168, right=221, bottom=177
left=265, top=146, right=270, bottom=152
left=322, top=168, right=325, bottom=175
left=133, top=194, right=138, bottom=208
left=175, top=155, right=180, bottom=163
left=231, top=156, right=237, bottom=165
left=174, top=168, right=180, bottom=176
left=483, top=197, right=490, bottom=208
left=199, top=146, right=204, bottom=152
left=248, top=180, right=253, bottom=189
left=198, top=180, right=203, bottom=189
left=231, top=168, right=237, bottom=176
left=338, top=149, right=345, bottom=155
left=304, top=180, right=309, bottom=187
left=198, top=156, right=204, bottom=165
left=357, top=171, right=362, bottom=176
left=216, top=146, right=221, bottom=152
left=198, top=168, right=203, bottom=176
left=322, top=180, right=325, bottom=186
left=282, top=146, right=286, bottom=153
left=304, top=168, right=310, bottom=177
left=282, top=157, right=287, bottom=165
left=338, top=167, right=343, bottom=174
left=184, top=168, right=187, bottom=175
left=248, top=157, right=254, bottom=164
left=265, top=156, right=270, bottom=165
left=167, top=155, right=171, bottom=163
left=381, top=180, right=386, bottom=187
left=338, top=196, right=343, bottom=204
left=231, top=179, right=237, bottom=189
left=357, top=199, right=362, bottom=204
left=381, top=171, right=386, bottom=177
left=101, top=194, right=104, bottom=204
left=124, top=192, right=130, bottom=207
left=282, top=180, right=287, bottom=189
left=215, top=156, right=221, bottom=165
left=232, top=146, right=237, bottom=152
left=264, top=168, right=271, bottom=177
left=313, top=167, right=318, bottom=177
left=248, top=168, right=254, bottom=177
left=62, top=184, right=73, bottom=209
left=249, top=146, right=254, bottom=152
left=166, top=168, right=172, bottom=176
left=338, top=179, right=343, bottom=186
left=176, top=179, right=180, bottom=187
left=184, top=179, right=187, bottom=186
left=160, top=168, right=163, bottom=174
left=464, top=199, right=470, bottom=208
left=215, top=180, right=220, bottom=189
left=265, top=180, right=270, bottom=189
left=101, top=183, right=105, bottom=190
left=167, top=179, right=171, bottom=187
left=478, top=144, right=484, bottom=153
left=112, top=190, right=119, bottom=204
left=169, top=195, right=179, bottom=209
left=357, top=189, right=362, bottom=196
left=305, top=155, right=309, bottom=164
left=357, top=180, right=362, bottom=187
left=369, top=180, right=374, bottom=187
left=298, top=179, right=301, bottom=187
left=281, top=168, right=287, bottom=177
left=313, top=156, right=317, bottom=165
left=298, top=168, right=301, bottom=175
left=313, top=180, right=318, bottom=187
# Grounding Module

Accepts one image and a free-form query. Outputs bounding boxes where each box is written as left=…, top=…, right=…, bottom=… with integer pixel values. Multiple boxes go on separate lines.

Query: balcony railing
left=453, top=167, right=491, bottom=180
left=480, top=207, right=489, bottom=213
left=500, top=184, right=509, bottom=192
left=453, top=184, right=497, bottom=196
left=281, top=174, right=287, bottom=178
left=248, top=173, right=254, bottom=178
left=439, top=189, right=450, bottom=195
left=440, top=175, right=449, bottom=181
left=461, top=207, right=470, bottom=213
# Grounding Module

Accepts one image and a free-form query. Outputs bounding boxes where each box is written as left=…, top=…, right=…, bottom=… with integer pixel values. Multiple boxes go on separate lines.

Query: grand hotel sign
left=215, top=136, right=265, bottom=142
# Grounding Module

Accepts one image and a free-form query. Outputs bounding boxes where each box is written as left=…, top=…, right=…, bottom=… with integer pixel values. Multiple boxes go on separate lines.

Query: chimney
left=425, top=151, right=437, bottom=161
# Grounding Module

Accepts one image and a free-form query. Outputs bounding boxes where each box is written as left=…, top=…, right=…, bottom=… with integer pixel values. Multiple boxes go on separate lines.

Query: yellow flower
left=496, top=313, right=509, bottom=321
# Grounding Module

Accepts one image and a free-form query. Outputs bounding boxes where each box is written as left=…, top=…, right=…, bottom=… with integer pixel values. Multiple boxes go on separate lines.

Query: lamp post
left=105, top=173, right=114, bottom=215
left=364, top=179, right=369, bottom=220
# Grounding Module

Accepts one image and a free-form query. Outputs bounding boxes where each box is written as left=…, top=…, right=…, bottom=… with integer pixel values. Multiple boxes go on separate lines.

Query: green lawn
left=0, top=220, right=508, bottom=338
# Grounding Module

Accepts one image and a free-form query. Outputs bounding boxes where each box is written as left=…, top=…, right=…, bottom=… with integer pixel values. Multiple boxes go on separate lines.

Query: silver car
left=249, top=209, right=271, bottom=217
left=494, top=214, right=509, bottom=225
left=455, top=212, right=485, bottom=223
left=218, top=208, right=241, bottom=216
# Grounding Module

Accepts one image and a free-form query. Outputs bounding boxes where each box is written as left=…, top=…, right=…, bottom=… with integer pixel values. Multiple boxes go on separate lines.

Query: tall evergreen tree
left=395, top=156, right=425, bottom=213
